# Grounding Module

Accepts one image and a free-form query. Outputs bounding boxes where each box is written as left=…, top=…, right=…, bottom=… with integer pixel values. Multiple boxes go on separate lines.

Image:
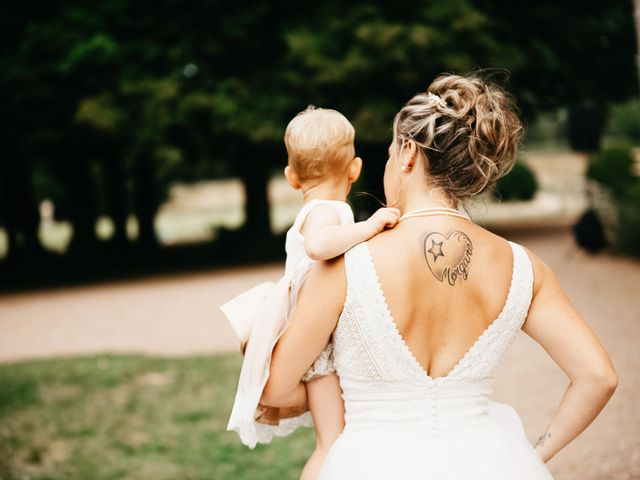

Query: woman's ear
left=284, top=165, right=302, bottom=190
left=400, top=140, right=418, bottom=173
left=348, top=156, right=363, bottom=184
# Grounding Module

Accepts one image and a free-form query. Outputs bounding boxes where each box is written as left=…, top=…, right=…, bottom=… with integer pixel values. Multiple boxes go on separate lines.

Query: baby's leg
left=300, top=373, right=345, bottom=480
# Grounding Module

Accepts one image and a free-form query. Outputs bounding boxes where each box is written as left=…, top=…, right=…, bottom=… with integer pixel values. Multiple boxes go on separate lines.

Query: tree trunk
left=133, top=149, right=159, bottom=250
left=103, top=145, right=129, bottom=248
left=237, top=142, right=272, bottom=238
left=634, top=0, right=640, bottom=94
left=354, top=141, right=388, bottom=220
left=567, top=102, right=606, bottom=153
left=2, top=150, right=41, bottom=261
left=64, top=127, right=99, bottom=256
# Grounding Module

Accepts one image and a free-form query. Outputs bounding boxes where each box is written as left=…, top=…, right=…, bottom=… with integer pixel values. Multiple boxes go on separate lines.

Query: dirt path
left=496, top=230, right=640, bottom=479
left=0, top=228, right=638, bottom=479
left=0, top=264, right=279, bottom=362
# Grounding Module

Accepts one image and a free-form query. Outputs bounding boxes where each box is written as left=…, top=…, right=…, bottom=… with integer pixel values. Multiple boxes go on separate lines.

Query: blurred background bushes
left=493, top=162, right=538, bottom=202
left=587, top=148, right=637, bottom=197
left=605, top=99, right=640, bottom=147
left=587, top=145, right=640, bottom=257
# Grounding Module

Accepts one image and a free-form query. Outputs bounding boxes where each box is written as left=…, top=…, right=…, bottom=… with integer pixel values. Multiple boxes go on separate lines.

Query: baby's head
left=284, top=106, right=361, bottom=190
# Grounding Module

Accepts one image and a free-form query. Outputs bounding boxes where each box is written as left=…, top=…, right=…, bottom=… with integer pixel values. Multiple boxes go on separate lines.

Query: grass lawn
left=0, top=354, right=315, bottom=480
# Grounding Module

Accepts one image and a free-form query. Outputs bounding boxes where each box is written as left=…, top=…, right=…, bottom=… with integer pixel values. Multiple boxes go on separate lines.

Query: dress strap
left=342, top=242, right=369, bottom=299
left=507, top=241, right=534, bottom=328
left=292, top=200, right=354, bottom=236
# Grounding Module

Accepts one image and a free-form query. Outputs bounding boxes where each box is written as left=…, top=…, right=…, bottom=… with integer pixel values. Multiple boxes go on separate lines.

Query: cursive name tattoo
left=423, top=231, right=473, bottom=286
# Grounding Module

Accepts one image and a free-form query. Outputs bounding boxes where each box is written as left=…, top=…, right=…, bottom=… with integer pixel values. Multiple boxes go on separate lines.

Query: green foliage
left=0, top=374, right=38, bottom=417
left=587, top=148, right=636, bottom=196
left=0, top=354, right=315, bottom=480
left=615, top=182, right=640, bottom=257
left=1, top=0, right=637, bottom=261
left=3, top=0, right=637, bottom=151
left=605, top=99, right=640, bottom=146
left=587, top=147, right=640, bottom=257
left=493, top=162, right=538, bottom=201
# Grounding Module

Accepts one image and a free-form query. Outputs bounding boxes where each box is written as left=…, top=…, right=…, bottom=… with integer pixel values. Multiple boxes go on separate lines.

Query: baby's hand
left=366, top=207, right=400, bottom=235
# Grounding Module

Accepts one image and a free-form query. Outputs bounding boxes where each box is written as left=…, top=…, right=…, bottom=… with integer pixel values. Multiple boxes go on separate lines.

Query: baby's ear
left=348, top=156, right=363, bottom=183
left=284, top=165, right=302, bottom=190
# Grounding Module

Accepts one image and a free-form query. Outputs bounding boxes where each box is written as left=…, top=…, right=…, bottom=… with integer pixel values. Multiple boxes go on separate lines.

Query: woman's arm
left=302, top=205, right=399, bottom=261
left=521, top=247, right=618, bottom=463
left=261, top=257, right=347, bottom=407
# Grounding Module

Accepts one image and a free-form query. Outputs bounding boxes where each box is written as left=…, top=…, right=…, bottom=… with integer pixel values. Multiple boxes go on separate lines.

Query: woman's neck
left=400, top=189, right=458, bottom=213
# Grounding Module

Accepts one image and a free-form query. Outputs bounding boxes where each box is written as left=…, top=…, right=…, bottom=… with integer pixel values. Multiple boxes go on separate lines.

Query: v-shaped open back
left=318, top=224, right=552, bottom=480
left=325, top=233, right=552, bottom=479
left=362, top=240, right=520, bottom=383
left=333, top=240, right=534, bottom=387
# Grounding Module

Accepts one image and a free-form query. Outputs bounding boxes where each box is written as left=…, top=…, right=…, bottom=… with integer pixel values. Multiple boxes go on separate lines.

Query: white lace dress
left=285, top=199, right=355, bottom=381
left=222, top=199, right=354, bottom=448
left=317, top=240, right=554, bottom=479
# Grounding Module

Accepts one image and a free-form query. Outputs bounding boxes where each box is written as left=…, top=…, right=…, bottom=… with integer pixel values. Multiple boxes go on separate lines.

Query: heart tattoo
left=423, top=231, right=473, bottom=286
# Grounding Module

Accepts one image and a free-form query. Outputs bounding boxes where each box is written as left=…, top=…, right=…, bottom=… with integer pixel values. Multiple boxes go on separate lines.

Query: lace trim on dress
left=353, top=240, right=533, bottom=384
left=302, top=340, right=336, bottom=381
left=334, top=304, right=385, bottom=381
left=340, top=244, right=419, bottom=382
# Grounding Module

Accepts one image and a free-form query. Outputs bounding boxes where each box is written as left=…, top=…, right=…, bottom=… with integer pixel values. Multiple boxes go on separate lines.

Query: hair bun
left=394, top=73, right=523, bottom=200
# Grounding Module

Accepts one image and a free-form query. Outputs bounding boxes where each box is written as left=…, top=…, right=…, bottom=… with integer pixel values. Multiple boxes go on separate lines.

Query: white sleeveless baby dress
left=317, top=240, right=554, bottom=479
left=222, top=199, right=354, bottom=448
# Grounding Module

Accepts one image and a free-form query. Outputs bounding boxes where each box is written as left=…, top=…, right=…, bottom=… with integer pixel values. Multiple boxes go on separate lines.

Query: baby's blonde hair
left=284, top=106, right=355, bottom=182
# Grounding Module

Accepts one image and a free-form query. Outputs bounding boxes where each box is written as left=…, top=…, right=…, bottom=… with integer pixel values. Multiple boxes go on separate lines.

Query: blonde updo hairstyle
left=392, top=73, right=523, bottom=202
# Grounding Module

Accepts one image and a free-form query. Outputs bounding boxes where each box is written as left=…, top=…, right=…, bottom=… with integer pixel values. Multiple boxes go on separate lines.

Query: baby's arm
left=301, top=206, right=400, bottom=261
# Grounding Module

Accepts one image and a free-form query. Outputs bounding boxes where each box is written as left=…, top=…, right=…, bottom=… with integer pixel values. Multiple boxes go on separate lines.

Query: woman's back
left=317, top=217, right=554, bottom=479
left=319, top=219, right=551, bottom=480
left=367, top=216, right=517, bottom=381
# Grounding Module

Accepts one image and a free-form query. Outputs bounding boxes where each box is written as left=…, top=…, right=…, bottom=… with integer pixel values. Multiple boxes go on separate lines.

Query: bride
left=260, top=73, right=618, bottom=478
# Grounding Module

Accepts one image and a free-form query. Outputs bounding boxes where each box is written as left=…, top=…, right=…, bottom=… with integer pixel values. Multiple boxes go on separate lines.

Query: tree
left=0, top=0, right=637, bottom=274
left=634, top=0, right=640, bottom=93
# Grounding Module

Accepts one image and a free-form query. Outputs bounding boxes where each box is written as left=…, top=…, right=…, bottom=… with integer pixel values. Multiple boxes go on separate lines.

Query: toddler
left=222, top=106, right=399, bottom=479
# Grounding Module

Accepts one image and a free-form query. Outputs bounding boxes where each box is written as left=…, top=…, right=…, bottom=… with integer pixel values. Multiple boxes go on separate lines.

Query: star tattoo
left=427, top=239, right=445, bottom=262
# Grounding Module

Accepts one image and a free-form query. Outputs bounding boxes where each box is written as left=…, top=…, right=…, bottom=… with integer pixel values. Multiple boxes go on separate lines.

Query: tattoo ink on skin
left=534, top=426, right=551, bottom=449
left=423, top=231, right=473, bottom=286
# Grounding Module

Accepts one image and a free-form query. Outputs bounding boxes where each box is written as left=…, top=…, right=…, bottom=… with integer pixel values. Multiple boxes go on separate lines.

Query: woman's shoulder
left=459, top=226, right=552, bottom=297
left=515, top=243, right=554, bottom=298
left=365, top=219, right=532, bottom=286
left=367, top=217, right=511, bottom=255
